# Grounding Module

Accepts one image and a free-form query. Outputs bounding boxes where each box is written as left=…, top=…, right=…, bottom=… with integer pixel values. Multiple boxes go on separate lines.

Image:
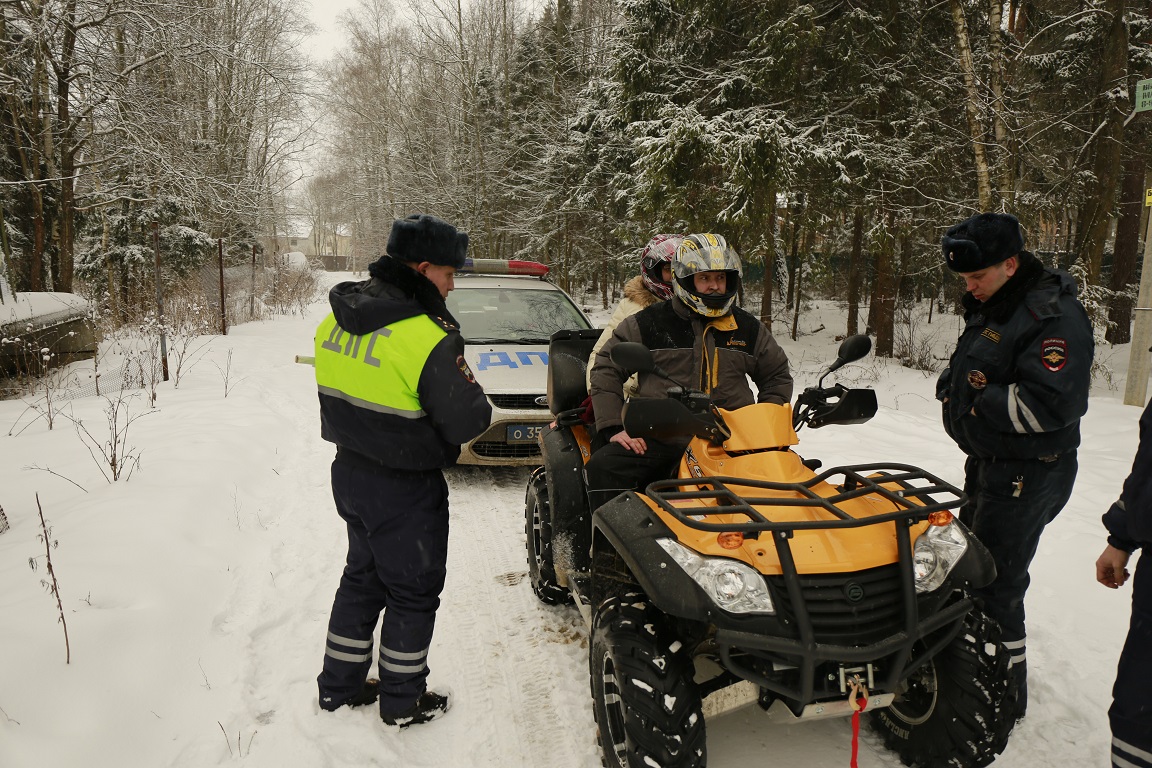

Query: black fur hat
left=386, top=213, right=468, bottom=268
left=941, top=213, right=1025, bottom=272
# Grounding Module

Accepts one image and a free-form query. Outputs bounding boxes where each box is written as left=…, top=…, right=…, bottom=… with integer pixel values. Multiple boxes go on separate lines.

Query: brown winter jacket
left=589, top=296, right=793, bottom=434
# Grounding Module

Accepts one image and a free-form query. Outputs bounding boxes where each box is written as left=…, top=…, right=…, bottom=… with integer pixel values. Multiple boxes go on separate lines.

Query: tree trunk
left=600, top=232, right=608, bottom=309
left=785, top=210, right=800, bottom=311
left=847, top=206, right=864, bottom=336
left=791, top=225, right=811, bottom=341
left=1073, top=0, right=1128, bottom=287
left=55, top=0, right=78, bottom=292
left=1106, top=157, right=1147, bottom=344
left=987, top=0, right=1014, bottom=203
left=759, top=188, right=777, bottom=332
left=949, top=0, right=995, bottom=210
left=872, top=216, right=898, bottom=358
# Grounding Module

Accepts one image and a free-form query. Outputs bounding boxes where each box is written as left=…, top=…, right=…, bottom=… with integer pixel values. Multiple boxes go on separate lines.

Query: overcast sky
left=303, top=0, right=358, bottom=61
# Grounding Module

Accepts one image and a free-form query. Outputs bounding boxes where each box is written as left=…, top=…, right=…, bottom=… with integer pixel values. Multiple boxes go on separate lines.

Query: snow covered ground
left=0, top=273, right=1135, bottom=767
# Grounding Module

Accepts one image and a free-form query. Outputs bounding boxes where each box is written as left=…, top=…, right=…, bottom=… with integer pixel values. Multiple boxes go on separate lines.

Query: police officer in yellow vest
left=314, top=213, right=491, bottom=727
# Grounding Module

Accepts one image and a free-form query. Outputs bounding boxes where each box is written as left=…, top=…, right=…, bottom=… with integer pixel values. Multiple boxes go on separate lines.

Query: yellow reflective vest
left=315, top=313, right=445, bottom=420
left=313, top=276, right=491, bottom=470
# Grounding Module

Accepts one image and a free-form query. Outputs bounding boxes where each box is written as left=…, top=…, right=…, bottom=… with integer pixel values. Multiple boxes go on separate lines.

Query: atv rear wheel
left=525, top=468, right=571, bottom=605
left=590, top=592, right=705, bottom=768
left=869, top=608, right=1017, bottom=768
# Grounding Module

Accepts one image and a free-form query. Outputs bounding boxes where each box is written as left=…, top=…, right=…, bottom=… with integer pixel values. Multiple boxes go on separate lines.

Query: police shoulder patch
left=1041, top=337, right=1068, bottom=372
left=457, top=355, right=476, bottom=383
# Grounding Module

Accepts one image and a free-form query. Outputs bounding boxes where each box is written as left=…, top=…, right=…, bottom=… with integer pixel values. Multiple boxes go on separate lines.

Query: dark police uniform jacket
left=314, top=257, right=491, bottom=470
left=1104, top=399, right=1152, bottom=552
left=936, top=260, right=1092, bottom=461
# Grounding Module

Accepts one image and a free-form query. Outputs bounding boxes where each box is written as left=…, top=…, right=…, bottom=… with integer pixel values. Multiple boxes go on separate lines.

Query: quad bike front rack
left=642, top=463, right=970, bottom=704
left=643, top=462, right=964, bottom=534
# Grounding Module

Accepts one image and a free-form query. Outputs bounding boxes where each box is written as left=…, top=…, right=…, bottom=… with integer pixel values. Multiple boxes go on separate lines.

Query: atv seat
left=546, top=328, right=603, bottom=424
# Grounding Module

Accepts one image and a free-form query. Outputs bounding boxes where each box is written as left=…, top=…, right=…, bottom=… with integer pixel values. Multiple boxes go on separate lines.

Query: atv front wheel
left=590, top=592, right=705, bottom=768
left=869, top=608, right=1017, bottom=768
left=525, top=468, right=571, bottom=605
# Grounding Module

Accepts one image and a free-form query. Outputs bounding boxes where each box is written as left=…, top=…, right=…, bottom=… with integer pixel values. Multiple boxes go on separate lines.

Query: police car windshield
left=447, top=287, right=591, bottom=343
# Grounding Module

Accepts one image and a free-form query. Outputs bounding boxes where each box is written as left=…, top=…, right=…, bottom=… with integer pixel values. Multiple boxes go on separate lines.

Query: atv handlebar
left=614, top=335, right=876, bottom=442
left=793, top=383, right=878, bottom=431
left=793, top=383, right=849, bottom=429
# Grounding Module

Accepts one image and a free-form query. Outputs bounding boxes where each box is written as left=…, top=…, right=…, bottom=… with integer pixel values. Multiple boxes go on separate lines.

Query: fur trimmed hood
left=622, top=274, right=665, bottom=309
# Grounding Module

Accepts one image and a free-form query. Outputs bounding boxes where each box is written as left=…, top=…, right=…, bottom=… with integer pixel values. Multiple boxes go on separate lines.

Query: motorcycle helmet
left=672, top=233, right=742, bottom=318
left=639, top=234, right=684, bottom=301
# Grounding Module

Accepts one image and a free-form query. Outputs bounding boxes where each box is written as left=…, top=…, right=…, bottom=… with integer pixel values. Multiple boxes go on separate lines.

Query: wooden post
left=217, top=238, right=227, bottom=335
left=250, top=244, right=257, bottom=320
left=152, top=223, right=169, bottom=381
left=1124, top=199, right=1152, bottom=406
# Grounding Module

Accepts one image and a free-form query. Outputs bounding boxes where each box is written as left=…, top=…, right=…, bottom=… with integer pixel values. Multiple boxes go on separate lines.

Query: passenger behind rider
left=585, top=233, right=793, bottom=509
left=585, top=234, right=684, bottom=401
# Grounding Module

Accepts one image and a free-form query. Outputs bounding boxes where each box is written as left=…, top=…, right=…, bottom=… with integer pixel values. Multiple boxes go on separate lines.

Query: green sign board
left=1138, top=78, right=1152, bottom=113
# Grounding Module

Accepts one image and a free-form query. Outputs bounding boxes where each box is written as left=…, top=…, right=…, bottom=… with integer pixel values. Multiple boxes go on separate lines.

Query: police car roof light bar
left=459, top=258, right=549, bottom=277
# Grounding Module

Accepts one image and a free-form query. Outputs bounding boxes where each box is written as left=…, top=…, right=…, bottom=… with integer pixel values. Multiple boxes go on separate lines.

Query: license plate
left=506, top=424, right=544, bottom=443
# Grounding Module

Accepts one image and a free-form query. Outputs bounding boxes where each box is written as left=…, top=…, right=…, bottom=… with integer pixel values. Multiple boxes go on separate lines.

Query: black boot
left=1011, top=661, right=1027, bottom=721
left=381, top=690, right=451, bottom=728
left=320, top=678, right=379, bottom=712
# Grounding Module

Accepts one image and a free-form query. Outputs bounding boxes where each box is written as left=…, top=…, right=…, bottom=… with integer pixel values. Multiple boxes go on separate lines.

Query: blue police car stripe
left=318, top=385, right=427, bottom=418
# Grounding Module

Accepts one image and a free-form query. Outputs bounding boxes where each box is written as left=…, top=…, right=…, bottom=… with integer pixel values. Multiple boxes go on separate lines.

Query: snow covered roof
left=0, top=292, right=91, bottom=335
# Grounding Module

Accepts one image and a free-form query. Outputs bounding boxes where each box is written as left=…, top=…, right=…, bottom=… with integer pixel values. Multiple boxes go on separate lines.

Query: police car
left=447, top=259, right=594, bottom=466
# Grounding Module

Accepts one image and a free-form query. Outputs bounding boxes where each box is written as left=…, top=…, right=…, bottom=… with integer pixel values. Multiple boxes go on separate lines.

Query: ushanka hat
left=386, top=213, right=468, bottom=269
left=941, top=213, right=1025, bottom=272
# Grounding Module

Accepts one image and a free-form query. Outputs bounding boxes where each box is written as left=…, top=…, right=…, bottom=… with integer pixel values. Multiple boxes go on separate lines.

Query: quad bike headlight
left=912, top=521, right=969, bottom=594
left=656, top=538, right=775, bottom=614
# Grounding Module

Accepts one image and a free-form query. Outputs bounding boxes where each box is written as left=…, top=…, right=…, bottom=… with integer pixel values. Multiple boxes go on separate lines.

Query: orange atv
left=526, top=331, right=1017, bottom=768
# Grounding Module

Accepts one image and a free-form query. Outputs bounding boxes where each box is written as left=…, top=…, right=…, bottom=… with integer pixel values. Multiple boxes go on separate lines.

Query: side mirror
left=828, top=334, right=872, bottom=374
left=610, top=342, right=656, bottom=374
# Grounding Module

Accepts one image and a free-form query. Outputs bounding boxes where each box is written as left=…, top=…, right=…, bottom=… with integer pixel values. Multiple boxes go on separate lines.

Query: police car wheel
left=524, top=468, right=571, bottom=605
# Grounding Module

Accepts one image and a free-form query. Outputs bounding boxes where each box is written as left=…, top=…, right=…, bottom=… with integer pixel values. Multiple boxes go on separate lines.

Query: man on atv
left=585, top=233, right=793, bottom=510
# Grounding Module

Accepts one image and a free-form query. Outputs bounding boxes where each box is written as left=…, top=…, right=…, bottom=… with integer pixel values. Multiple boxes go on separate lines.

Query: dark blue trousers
left=958, top=451, right=1077, bottom=710
left=584, top=438, right=687, bottom=511
left=317, top=458, right=449, bottom=714
left=1111, top=550, right=1152, bottom=767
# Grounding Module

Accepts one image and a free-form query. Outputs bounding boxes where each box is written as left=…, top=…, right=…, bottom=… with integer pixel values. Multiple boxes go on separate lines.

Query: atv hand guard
left=793, top=385, right=878, bottom=430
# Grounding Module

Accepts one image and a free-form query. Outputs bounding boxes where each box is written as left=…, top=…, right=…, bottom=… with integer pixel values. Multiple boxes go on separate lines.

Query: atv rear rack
left=643, top=463, right=965, bottom=536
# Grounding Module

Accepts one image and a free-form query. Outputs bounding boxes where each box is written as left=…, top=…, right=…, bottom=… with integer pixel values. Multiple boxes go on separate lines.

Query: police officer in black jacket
left=937, top=212, right=1092, bottom=720
left=1097, top=401, right=1152, bottom=768
left=313, top=214, right=491, bottom=727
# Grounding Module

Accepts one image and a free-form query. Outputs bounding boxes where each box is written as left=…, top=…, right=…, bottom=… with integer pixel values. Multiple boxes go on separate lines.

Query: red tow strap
left=848, top=680, right=869, bottom=768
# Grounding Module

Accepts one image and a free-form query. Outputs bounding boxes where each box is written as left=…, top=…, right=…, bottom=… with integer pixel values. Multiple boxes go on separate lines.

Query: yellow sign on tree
left=1147, top=187, right=1152, bottom=207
